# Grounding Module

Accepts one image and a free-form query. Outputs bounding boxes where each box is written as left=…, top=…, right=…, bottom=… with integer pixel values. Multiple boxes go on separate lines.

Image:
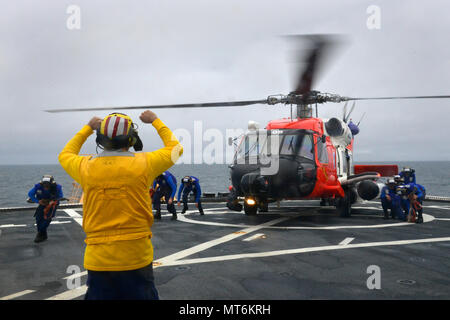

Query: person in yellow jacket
left=58, top=110, right=182, bottom=300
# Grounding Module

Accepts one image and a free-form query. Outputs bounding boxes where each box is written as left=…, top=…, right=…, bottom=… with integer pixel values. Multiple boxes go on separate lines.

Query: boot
left=416, top=213, right=423, bottom=224
left=34, top=232, right=47, bottom=243
left=154, top=210, right=161, bottom=220
left=383, top=210, right=389, bottom=220
left=171, top=213, right=177, bottom=221
left=390, top=210, right=396, bottom=220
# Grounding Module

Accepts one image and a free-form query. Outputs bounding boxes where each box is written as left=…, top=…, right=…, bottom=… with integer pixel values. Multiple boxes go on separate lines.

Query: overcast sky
left=0, top=0, right=449, bottom=165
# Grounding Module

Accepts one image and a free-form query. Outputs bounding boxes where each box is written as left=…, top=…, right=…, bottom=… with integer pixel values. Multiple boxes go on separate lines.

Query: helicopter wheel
left=336, top=192, right=352, bottom=218
left=259, top=200, right=269, bottom=213
left=244, top=201, right=258, bottom=216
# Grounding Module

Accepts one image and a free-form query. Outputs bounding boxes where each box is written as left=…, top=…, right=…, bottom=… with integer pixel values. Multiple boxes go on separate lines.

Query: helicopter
left=45, top=35, right=450, bottom=217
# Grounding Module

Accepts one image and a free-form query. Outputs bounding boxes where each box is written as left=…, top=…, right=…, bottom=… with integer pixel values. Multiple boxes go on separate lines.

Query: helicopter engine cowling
left=323, top=117, right=353, bottom=147
left=356, top=180, right=385, bottom=201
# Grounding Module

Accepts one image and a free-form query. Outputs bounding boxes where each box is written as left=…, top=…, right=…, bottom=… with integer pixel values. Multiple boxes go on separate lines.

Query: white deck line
left=243, top=233, right=266, bottom=241
left=155, top=216, right=290, bottom=266
left=45, top=285, right=87, bottom=300
left=0, top=290, right=36, bottom=300
left=339, top=237, right=355, bottom=246
left=160, top=236, right=450, bottom=267
left=63, top=209, right=83, bottom=226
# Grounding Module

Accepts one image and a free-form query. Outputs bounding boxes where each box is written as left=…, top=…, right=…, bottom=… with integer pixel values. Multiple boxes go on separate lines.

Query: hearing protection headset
left=96, top=113, right=143, bottom=151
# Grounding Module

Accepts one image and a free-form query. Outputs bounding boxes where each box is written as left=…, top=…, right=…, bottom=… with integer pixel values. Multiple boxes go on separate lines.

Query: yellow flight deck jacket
left=58, top=118, right=183, bottom=271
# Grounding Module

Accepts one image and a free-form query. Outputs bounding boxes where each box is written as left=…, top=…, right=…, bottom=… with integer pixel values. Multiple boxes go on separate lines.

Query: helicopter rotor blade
left=291, top=35, right=329, bottom=95
left=44, top=99, right=269, bottom=113
left=346, top=101, right=356, bottom=122
left=343, top=95, right=450, bottom=101
left=342, top=101, right=348, bottom=122
left=357, top=112, right=366, bottom=126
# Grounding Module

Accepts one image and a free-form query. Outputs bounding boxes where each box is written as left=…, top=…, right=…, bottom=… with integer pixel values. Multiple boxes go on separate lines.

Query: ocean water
left=0, top=163, right=231, bottom=208
left=0, top=161, right=449, bottom=208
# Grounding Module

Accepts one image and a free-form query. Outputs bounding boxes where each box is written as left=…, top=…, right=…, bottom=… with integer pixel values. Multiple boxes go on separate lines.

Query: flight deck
left=0, top=200, right=449, bottom=300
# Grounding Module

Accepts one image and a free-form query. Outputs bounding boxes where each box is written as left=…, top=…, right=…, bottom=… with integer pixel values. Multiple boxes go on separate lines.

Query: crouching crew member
left=405, top=183, right=426, bottom=224
left=151, top=171, right=177, bottom=220
left=380, top=179, right=402, bottom=220
left=177, top=176, right=204, bottom=215
left=226, top=185, right=243, bottom=212
left=27, top=175, right=63, bottom=243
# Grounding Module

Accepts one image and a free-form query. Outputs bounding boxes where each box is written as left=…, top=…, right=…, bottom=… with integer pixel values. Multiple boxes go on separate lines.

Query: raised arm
left=58, top=117, right=102, bottom=183
left=141, top=111, right=183, bottom=181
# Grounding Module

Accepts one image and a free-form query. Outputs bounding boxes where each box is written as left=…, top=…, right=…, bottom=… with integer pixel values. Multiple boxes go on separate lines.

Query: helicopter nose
left=240, top=173, right=269, bottom=195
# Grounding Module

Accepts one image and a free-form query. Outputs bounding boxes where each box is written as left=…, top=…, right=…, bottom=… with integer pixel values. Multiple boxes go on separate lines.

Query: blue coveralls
left=399, top=171, right=416, bottom=184
left=177, top=176, right=203, bottom=214
left=152, top=171, right=177, bottom=214
left=380, top=185, right=402, bottom=219
left=28, top=183, right=63, bottom=234
left=400, top=183, right=426, bottom=218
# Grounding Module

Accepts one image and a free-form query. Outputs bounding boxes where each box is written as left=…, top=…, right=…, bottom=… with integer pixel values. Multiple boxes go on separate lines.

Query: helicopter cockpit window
left=280, top=133, right=314, bottom=161
left=280, top=134, right=300, bottom=155
left=317, top=138, right=328, bottom=163
left=235, top=133, right=268, bottom=159
left=298, top=134, right=314, bottom=161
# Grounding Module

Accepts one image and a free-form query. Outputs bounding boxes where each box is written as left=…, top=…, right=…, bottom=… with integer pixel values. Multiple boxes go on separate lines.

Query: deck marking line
left=0, top=290, right=36, bottom=300
left=45, top=285, right=87, bottom=300
left=159, top=236, right=450, bottom=267
left=155, top=216, right=290, bottom=266
left=63, top=271, right=88, bottom=280
left=0, top=224, right=27, bottom=228
left=63, top=209, right=83, bottom=226
left=176, top=213, right=435, bottom=230
left=339, top=237, right=355, bottom=246
left=243, top=233, right=266, bottom=241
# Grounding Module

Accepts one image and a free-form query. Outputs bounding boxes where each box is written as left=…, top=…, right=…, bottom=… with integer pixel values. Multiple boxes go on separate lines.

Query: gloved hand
left=39, top=199, right=49, bottom=206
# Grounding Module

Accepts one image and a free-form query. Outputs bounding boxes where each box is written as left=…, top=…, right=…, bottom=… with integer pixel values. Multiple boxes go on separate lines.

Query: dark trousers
left=84, top=263, right=159, bottom=300
left=182, top=189, right=203, bottom=213
left=381, top=197, right=402, bottom=219
left=34, top=204, right=57, bottom=234
left=152, top=190, right=176, bottom=214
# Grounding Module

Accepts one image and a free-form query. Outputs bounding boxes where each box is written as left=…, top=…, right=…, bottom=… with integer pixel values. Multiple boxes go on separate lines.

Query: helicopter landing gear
left=336, top=188, right=357, bottom=217
left=336, top=196, right=351, bottom=217
left=259, top=200, right=269, bottom=213
left=244, top=197, right=258, bottom=215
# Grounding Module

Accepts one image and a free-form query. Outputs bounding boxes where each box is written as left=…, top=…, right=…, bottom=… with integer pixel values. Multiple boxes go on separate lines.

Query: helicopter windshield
left=280, top=133, right=314, bottom=160
left=235, top=130, right=314, bottom=161
left=236, top=131, right=268, bottom=159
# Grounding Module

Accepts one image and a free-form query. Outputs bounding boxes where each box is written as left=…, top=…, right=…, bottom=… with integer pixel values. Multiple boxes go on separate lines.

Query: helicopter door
left=336, top=148, right=345, bottom=178
left=295, top=134, right=316, bottom=195
left=336, top=147, right=351, bottom=178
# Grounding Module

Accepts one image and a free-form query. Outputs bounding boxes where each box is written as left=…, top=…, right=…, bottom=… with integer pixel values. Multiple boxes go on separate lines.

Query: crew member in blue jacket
left=177, top=176, right=204, bottom=215
left=27, top=175, right=63, bottom=243
left=400, top=183, right=426, bottom=224
left=399, top=167, right=416, bottom=184
left=151, top=171, right=177, bottom=220
left=380, top=179, right=401, bottom=220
